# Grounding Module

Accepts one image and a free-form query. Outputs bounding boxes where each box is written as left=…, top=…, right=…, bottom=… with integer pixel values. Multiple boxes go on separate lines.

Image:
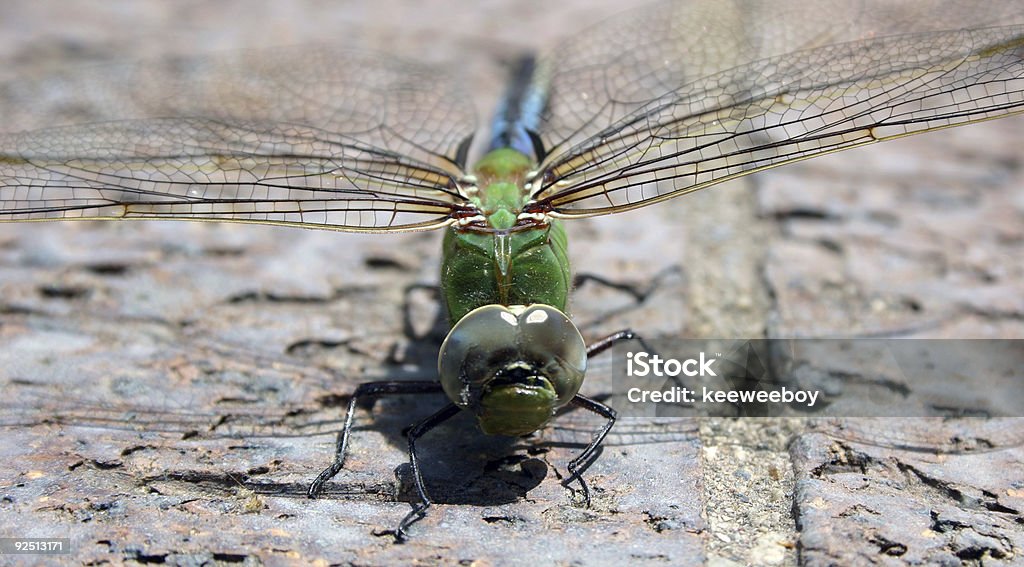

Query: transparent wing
left=809, top=418, right=1024, bottom=454
left=531, top=0, right=1024, bottom=216
left=0, top=46, right=477, bottom=232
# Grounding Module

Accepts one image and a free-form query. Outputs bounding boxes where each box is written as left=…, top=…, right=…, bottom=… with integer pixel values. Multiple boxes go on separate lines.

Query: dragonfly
left=2, top=0, right=1023, bottom=540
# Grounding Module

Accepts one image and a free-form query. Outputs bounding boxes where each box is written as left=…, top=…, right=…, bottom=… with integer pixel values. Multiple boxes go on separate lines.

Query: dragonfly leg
left=587, top=329, right=685, bottom=390
left=307, top=380, right=444, bottom=499
left=395, top=403, right=461, bottom=542
left=562, top=394, right=616, bottom=507
left=559, top=328, right=648, bottom=505
left=586, top=328, right=656, bottom=358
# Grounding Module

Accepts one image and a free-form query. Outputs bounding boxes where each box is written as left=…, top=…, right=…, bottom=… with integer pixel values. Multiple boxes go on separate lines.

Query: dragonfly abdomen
left=487, top=54, right=549, bottom=160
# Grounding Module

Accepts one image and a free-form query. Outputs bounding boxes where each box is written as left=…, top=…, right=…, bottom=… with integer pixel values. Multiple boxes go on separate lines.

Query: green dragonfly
left=2, top=0, right=1023, bottom=540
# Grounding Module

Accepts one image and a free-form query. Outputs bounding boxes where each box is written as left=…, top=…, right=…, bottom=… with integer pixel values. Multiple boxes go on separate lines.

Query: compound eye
left=438, top=305, right=519, bottom=405
left=517, top=305, right=587, bottom=385
left=438, top=304, right=587, bottom=408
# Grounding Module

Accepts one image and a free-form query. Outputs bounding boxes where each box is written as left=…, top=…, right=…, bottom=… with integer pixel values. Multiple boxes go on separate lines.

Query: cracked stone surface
left=1, top=1, right=1022, bottom=565
left=793, top=426, right=1024, bottom=565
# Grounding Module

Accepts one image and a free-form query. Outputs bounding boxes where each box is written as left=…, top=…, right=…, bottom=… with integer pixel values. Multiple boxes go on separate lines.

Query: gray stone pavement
left=0, top=2, right=1021, bottom=565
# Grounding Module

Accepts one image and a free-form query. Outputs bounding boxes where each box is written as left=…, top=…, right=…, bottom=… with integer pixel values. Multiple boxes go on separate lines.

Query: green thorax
left=440, top=148, right=571, bottom=325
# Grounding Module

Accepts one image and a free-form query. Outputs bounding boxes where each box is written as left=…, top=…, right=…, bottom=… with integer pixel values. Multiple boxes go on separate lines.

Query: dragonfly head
left=438, top=304, right=587, bottom=436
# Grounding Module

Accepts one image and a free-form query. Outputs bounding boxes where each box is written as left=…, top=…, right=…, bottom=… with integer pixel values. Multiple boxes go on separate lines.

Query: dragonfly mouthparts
left=487, top=361, right=550, bottom=390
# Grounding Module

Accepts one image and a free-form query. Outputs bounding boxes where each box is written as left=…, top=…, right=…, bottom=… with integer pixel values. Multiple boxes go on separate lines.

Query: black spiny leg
left=307, top=380, right=444, bottom=499
left=586, top=328, right=655, bottom=358
left=395, top=403, right=461, bottom=542
left=562, top=394, right=617, bottom=506
left=560, top=328, right=648, bottom=505
left=589, top=328, right=680, bottom=388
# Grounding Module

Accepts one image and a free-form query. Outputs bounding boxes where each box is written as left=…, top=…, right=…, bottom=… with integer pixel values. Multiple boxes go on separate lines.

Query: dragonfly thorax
left=466, top=148, right=537, bottom=231
left=440, top=215, right=571, bottom=326
left=438, top=304, right=587, bottom=436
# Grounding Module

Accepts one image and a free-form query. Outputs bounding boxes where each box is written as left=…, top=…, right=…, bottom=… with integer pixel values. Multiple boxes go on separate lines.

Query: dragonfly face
left=438, top=304, right=587, bottom=436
